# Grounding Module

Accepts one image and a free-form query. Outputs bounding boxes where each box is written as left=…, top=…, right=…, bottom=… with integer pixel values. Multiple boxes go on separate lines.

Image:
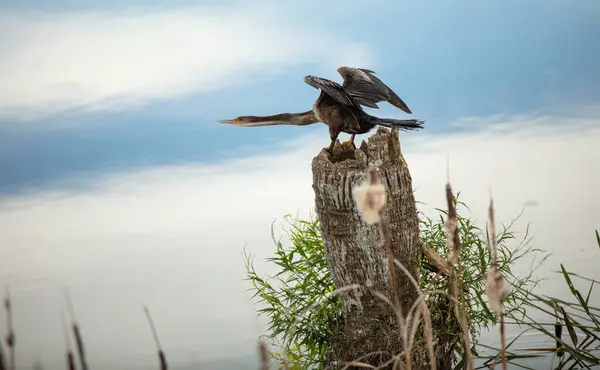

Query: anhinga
left=218, top=66, right=423, bottom=151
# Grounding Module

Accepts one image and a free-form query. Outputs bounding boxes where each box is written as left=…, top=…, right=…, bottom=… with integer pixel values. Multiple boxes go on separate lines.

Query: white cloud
left=1, top=111, right=599, bottom=366
left=0, top=2, right=373, bottom=121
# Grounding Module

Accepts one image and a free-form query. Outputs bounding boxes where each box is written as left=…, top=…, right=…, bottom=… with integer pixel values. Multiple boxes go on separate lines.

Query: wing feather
left=303, top=75, right=363, bottom=111
left=341, top=70, right=389, bottom=102
left=303, top=75, right=364, bottom=124
left=337, top=66, right=413, bottom=114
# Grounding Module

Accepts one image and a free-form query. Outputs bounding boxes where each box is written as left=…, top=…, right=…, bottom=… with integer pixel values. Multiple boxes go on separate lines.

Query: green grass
left=244, top=193, right=550, bottom=369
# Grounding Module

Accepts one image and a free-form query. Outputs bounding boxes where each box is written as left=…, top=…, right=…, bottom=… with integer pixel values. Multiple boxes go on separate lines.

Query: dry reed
left=0, top=303, right=5, bottom=370
left=259, top=339, right=269, bottom=370
left=487, top=198, right=507, bottom=370
left=67, top=343, right=77, bottom=370
left=143, top=306, right=168, bottom=370
left=380, top=219, right=401, bottom=311
left=356, top=166, right=399, bottom=308
left=4, top=288, right=14, bottom=370
left=61, top=312, right=76, bottom=370
left=444, top=183, right=474, bottom=370
left=392, top=259, right=436, bottom=370
left=364, top=166, right=410, bottom=368
left=0, top=341, right=5, bottom=370
left=65, top=291, right=88, bottom=370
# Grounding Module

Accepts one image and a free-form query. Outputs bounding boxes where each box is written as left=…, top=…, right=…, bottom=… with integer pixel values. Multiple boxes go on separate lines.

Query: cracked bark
left=312, top=127, right=423, bottom=368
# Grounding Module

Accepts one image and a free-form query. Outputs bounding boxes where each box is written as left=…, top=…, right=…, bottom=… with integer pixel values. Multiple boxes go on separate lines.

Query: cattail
left=4, top=287, right=15, bottom=370
left=485, top=266, right=509, bottom=314
left=143, top=307, right=167, bottom=370
left=444, top=184, right=461, bottom=264
left=353, top=165, right=402, bottom=320
left=444, top=183, right=473, bottom=370
left=0, top=337, right=6, bottom=370
left=258, top=340, right=269, bottom=370
left=61, top=312, right=76, bottom=370
left=353, top=166, right=386, bottom=225
left=354, top=166, right=400, bottom=308
left=65, top=291, right=88, bottom=370
left=487, top=197, right=508, bottom=370
left=485, top=198, right=511, bottom=313
left=488, top=198, right=498, bottom=264
left=67, top=352, right=76, bottom=370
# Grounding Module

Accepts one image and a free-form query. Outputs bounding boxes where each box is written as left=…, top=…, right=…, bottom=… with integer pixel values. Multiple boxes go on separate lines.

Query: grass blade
left=559, top=305, right=578, bottom=346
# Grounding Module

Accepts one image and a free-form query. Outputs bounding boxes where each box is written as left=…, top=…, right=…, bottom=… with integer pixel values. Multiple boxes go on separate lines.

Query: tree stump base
left=312, top=127, right=423, bottom=368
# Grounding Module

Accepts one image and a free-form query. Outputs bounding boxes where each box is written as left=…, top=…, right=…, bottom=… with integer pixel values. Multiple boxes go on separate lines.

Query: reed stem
left=488, top=199, right=507, bottom=370
left=259, top=340, right=269, bottom=370
left=445, top=184, right=474, bottom=370
left=61, top=312, right=76, bottom=370
left=144, top=306, right=168, bottom=370
left=65, top=291, right=88, bottom=370
left=4, top=288, right=15, bottom=370
left=0, top=336, right=6, bottom=370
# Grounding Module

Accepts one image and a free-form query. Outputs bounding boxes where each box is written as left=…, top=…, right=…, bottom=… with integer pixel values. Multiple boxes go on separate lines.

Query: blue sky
left=1, top=0, right=599, bottom=193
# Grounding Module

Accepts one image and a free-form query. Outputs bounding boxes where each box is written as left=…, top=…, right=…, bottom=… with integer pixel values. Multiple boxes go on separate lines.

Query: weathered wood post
left=312, top=127, right=422, bottom=367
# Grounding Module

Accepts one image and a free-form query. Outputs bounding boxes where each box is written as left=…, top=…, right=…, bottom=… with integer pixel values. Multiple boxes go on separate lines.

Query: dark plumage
left=218, top=67, right=423, bottom=152
left=337, top=66, right=413, bottom=114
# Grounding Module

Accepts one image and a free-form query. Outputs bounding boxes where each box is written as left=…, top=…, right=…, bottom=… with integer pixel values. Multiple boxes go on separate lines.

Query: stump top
left=312, top=127, right=406, bottom=173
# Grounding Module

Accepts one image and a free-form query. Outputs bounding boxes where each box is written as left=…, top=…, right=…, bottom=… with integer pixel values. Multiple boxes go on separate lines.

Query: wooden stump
left=312, top=127, right=422, bottom=368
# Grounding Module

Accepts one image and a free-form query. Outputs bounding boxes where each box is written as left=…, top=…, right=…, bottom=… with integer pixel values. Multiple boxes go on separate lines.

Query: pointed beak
left=217, top=119, right=236, bottom=124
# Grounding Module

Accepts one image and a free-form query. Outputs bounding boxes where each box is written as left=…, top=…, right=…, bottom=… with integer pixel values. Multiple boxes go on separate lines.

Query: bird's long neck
left=255, top=110, right=317, bottom=126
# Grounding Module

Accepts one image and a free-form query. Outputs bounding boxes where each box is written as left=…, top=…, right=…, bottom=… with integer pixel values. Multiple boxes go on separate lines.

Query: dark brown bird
left=218, top=67, right=423, bottom=151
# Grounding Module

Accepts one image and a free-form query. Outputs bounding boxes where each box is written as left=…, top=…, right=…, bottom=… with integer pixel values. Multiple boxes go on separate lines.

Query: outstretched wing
left=303, top=75, right=363, bottom=113
left=337, top=66, right=412, bottom=114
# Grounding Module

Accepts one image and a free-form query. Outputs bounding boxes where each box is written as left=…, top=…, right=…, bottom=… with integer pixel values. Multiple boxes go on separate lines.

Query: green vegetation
left=244, top=217, right=340, bottom=368
left=478, top=230, right=600, bottom=369
left=244, top=196, right=549, bottom=368
left=419, top=196, right=547, bottom=348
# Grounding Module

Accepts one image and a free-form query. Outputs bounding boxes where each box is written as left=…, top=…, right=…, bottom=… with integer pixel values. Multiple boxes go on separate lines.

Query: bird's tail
left=367, top=115, right=424, bottom=131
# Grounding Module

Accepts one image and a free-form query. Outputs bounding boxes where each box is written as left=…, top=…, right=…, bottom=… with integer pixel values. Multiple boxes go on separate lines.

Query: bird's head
left=217, top=115, right=284, bottom=127
left=217, top=116, right=258, bottom=125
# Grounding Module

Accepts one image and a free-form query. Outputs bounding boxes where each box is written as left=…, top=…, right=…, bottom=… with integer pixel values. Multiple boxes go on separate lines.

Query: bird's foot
left=324, top=140, right=336, bottom=153
left=341, top=139, right=356, bottom=151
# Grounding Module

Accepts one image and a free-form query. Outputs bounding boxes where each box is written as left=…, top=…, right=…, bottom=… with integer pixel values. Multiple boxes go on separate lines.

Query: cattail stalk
left=61, top=313, right=76, bottom=370
left=488, top=199, right=507, bottom=370
left=67, top=349, right=76, bottom=370
left=369, top=167, right=399, bottom=308
left=259, top=340, right=269, bottom=370
left=65, top=291, right=88, bottom=370
left=445, top=184, right=474, bottom=370
left=354, top=165, right=437, bottom=369
left=4, top=288, right=15, bottom=370
left=0, top=332, right=6, bottom=370
left=379, top=217, right=400, bottom=310
left=144, top=307, right=167, bottom=370
left=354, top=166, right=400, bottom=308
left=369, top=167, right=403, bottom=358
